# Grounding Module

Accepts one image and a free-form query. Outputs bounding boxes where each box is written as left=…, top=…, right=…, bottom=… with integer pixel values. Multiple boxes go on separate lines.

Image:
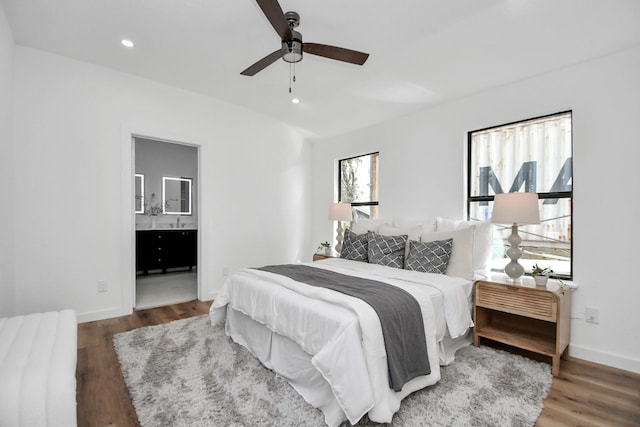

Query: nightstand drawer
left=476, top=282, right=556, bottom=321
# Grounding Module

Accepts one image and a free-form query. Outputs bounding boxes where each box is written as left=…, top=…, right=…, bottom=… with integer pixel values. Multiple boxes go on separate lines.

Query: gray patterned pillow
left=340, top=229, right=369, bottom=262
left=367, top=233, right=408, bottom=269
left=405, top=239, right=453, bottom=274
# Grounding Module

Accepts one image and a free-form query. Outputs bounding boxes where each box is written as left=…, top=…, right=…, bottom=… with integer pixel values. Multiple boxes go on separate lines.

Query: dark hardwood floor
left=77, top=301, right=640, bottom=426
left=76, top=300, right=212, bottom=426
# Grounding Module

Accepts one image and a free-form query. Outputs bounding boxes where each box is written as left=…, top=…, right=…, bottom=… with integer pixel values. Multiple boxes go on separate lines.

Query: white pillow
left=378, top=224, right=423, bottom=242
left=378, top=224, right=423, bottom=260
left=350, top=219, right=390, bottom=235
left=393, top=218, right=437, bottom=233
left=421, top=227, right=475, bottom=280
left=436, top=217, right=494, bottom=277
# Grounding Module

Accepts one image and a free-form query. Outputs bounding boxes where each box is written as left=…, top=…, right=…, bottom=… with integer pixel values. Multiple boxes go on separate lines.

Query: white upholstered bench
left=0, top=310, right=77, bottom=427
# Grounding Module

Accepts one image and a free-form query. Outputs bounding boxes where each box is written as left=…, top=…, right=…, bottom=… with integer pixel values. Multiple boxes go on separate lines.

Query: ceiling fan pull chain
left=288, top=62, right=297, bottom=94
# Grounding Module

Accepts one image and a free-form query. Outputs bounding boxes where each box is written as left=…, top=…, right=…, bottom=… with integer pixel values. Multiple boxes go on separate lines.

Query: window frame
left=466, top=111, right=573, bottom=279
left=338, top=152, right=379, bottom=217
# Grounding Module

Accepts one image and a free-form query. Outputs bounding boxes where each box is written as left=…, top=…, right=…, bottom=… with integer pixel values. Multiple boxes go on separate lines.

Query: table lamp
left=491, top=192, right=540, bottom=281
left=328, top=203, right=353, bottom=253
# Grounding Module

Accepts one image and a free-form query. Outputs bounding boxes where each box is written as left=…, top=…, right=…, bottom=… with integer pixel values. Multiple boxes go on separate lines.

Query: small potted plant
left=531, top=263, right=553, bottom=286
left=144, top=193, right=163, bottom=228
left=319, top=241, right=331, bottom=255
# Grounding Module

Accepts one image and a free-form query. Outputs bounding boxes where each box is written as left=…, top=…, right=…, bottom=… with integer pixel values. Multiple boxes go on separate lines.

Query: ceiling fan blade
left=240, top=50, right=282, bottom=76
left=303, top=43, right=369, bottom=65
left=256, top=0, right=292, bottom=40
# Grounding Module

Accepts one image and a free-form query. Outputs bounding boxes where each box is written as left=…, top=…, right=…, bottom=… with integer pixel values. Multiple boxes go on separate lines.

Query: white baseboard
left=77, top=306, right=131, bottom=323
left=76, top=297, right=216, bottom=323
left=569, top=344, right=640, bottom=374
left=70, top=306, right=638, bottom=375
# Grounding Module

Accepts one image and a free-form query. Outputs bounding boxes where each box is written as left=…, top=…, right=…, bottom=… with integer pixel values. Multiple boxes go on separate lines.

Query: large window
left=338, top=152, right=379, bottom=219
left=468, top=112, right=573, bottom=279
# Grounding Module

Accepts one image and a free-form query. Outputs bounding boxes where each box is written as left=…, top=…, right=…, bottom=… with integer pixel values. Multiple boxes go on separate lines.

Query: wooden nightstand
left=473, top=279, right=571, bottom=376
left=312, top=252, right=338, bottom=261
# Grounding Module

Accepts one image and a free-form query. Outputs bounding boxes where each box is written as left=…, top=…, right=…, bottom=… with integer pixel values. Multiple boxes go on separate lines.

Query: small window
left=468, top=112, right=573, bottom=279
left=338, top=152, right=379, bottom=219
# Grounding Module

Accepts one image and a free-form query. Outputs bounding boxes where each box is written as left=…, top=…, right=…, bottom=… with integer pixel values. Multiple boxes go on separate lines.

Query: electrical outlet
left=98, top=280, right=108, bottom=293
left=585, top=306, right=599, bottom=324
left=222, top=267, right=229, bottom=277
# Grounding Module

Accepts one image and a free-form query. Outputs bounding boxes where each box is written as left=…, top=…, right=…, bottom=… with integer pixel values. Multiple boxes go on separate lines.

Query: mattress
left=210, top=258, right=473, bottom=426
left=0, top=310, right=78, bottom=427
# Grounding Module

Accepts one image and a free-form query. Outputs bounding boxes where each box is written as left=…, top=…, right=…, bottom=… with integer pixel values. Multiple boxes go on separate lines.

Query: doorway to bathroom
left=133, top=137, right=199, bottom=309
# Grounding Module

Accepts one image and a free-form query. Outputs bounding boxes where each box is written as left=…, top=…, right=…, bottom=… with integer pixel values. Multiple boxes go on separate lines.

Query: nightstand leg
left=552, top=355, right=560, bottom=376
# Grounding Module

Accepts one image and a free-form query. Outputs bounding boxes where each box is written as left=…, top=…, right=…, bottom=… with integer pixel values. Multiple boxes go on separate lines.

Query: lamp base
left=504, top=261, right=525, bottom=281
left=335, top=222, right=345, bottom=253
left=504, top=224, right=525, bottom=281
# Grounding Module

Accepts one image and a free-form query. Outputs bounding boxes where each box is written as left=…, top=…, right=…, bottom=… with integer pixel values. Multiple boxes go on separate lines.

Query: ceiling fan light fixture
left=282, top=30, right=303, bottom=63
left=282, top=42, right=302, bottom=63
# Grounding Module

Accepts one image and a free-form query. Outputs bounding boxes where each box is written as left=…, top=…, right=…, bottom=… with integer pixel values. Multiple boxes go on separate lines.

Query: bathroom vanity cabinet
left=136, top=229, right=197, bottom=275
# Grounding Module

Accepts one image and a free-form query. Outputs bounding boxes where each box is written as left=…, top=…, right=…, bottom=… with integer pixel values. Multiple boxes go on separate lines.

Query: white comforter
left=210, top=258, right=473, bottom=426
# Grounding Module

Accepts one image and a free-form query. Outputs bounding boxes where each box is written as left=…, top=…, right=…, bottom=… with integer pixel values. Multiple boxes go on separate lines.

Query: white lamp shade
left=328, top=203, right=353, bottom=221
left=491, top=192, right=540, bottom=225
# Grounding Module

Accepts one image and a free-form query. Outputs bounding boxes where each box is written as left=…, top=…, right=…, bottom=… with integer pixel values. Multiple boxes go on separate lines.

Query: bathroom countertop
left=136, top=226, right=197, bottom=231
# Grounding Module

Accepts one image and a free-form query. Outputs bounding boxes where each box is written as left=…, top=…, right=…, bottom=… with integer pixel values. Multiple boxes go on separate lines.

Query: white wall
left=12, top=46, right=310, bottom=322
left=0, top=6, right=15, bottom=317
left=311, top=46, right=640, bottom=374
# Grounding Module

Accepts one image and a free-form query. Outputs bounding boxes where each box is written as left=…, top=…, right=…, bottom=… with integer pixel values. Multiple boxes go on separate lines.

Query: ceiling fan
left=241, top=0, right=369, bottom=76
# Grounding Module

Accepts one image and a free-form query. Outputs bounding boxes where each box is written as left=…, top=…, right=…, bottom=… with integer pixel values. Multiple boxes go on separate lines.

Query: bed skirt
left=223, top=306, right=469, bottom=426
left=438, top=329, right=473, bottom=365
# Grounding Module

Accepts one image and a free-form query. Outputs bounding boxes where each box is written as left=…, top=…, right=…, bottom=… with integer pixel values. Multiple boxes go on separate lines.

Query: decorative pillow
left=350, top=219, right=390, bottom=235
left=436, top=217, right=494, bottom=277
left=367, top=233, right=408, bottom=269
left=405, top=239, right=453, bottom=274
left=340, top=229, right=369, bottom=262
left=378, top=224, right=423, bottom=260
left=421, top=227, right=475, bottom=280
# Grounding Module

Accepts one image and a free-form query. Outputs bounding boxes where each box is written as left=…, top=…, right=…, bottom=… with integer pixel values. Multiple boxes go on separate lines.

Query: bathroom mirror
left=134, top=174, right=145, bottom=214
left=162, top=177, right=192, bottom=215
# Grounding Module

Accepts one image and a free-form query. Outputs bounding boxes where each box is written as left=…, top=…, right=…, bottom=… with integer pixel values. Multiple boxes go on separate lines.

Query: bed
left=210, top=218, right=491, bottom=426
left=0, top=309, right=78, bottom=427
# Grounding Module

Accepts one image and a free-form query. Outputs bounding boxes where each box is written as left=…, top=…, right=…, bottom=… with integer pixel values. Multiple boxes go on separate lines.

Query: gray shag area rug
left=113, top=315, right=552, bottom=427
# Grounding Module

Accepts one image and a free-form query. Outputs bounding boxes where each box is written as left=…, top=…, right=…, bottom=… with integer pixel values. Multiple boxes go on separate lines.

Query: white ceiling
left=3, top=0, right=640, bottom=139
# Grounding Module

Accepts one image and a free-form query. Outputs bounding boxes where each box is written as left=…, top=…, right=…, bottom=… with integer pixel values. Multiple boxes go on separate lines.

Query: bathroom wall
left=135, top=137, right=198, bottom=229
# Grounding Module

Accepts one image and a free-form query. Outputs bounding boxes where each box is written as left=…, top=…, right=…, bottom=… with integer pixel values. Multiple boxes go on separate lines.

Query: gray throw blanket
left=256, top=264, right=430, bottom=391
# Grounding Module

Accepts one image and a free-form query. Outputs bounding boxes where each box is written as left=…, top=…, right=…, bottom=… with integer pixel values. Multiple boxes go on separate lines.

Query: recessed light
left=121, top=39, right=134, bottom=48
left=291, top=98, right=300, bottom=104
